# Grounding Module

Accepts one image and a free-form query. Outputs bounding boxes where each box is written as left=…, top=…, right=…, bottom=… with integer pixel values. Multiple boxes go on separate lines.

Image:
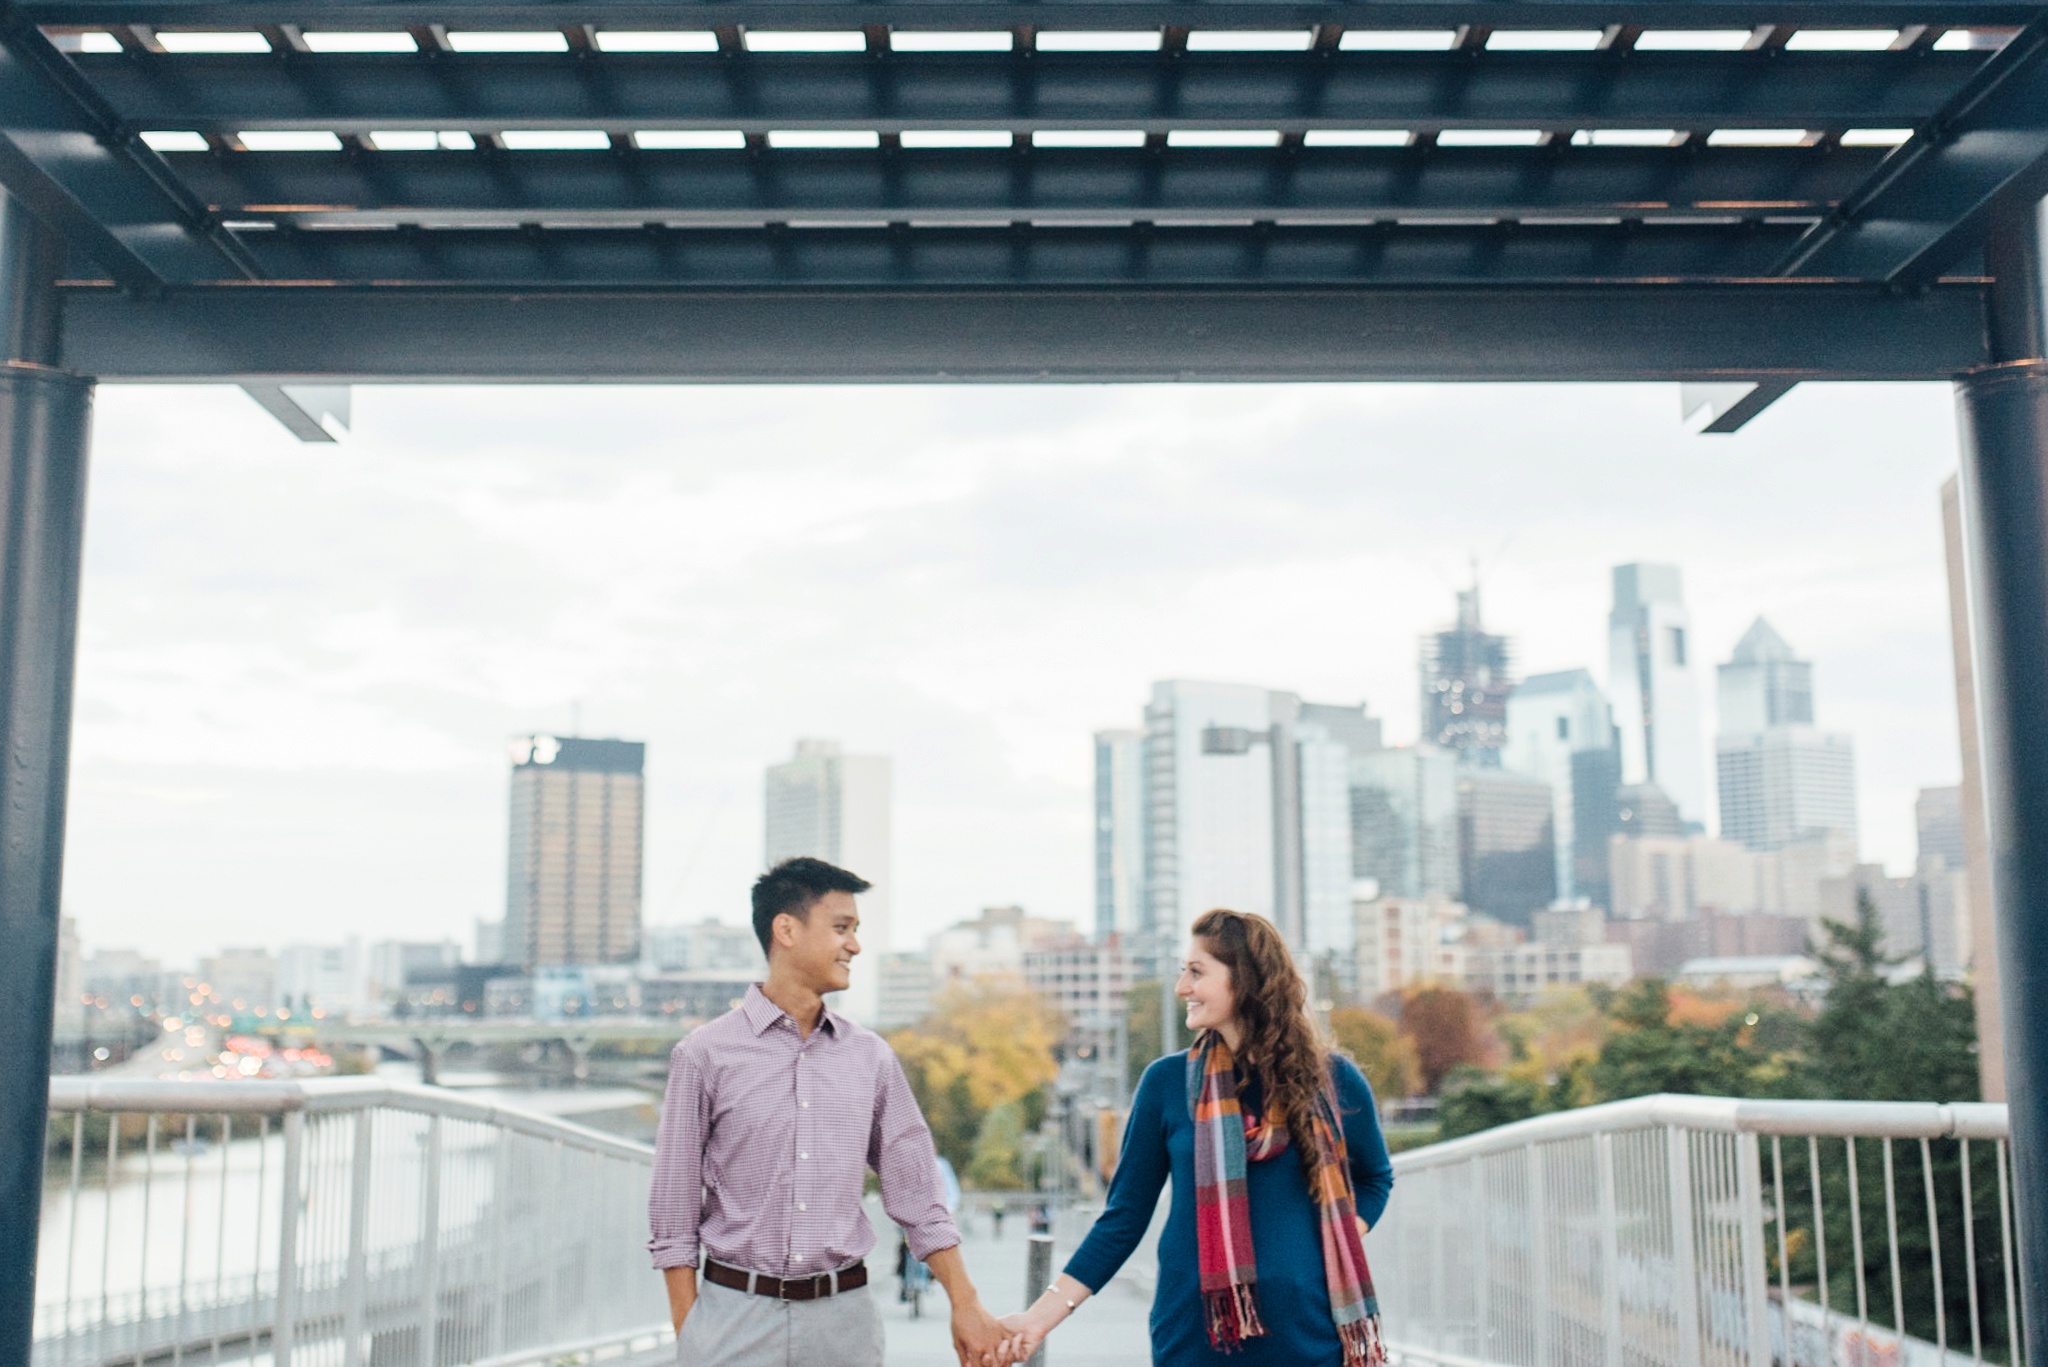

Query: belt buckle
left=779, top=1272, right=819, bottom=1301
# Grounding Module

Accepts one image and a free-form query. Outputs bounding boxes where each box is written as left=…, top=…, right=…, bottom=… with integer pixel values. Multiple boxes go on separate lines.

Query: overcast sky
left=61, top=379, right=1966, bottom=964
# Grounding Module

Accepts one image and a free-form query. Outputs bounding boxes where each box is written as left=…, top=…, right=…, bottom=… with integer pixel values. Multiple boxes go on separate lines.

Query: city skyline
left=58, top=381, right=1963, bottom=960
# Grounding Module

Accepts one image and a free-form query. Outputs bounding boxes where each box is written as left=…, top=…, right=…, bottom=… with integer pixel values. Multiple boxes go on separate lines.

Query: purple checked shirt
left=647, top=984, right=961, bottom=1276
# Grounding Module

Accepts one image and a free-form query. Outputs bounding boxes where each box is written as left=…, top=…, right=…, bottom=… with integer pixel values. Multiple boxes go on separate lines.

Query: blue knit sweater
left=1063, top=1051, right=1395, bottom=1367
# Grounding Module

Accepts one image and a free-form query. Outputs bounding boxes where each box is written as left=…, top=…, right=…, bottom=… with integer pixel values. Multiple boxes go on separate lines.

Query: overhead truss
left=1, top=2, right=2043, bottom=378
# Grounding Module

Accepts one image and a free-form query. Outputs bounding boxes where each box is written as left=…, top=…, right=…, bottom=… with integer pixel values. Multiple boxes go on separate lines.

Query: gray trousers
left=675, top=1277, right=884, bottom=1367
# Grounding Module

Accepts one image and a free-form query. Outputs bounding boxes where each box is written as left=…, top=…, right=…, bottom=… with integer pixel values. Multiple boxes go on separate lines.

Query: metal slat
left=68, top=49, right=1986, bottom=134
left=219, top=222, right=1814, bottom=287
left=164, top=144, right=1886, bottom=226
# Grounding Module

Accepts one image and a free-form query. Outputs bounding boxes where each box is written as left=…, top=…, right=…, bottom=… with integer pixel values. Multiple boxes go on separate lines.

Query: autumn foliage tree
left=1329, top=1007, right=1421, bottom=1100
left=1399, top=987, right=1493, bottom=1093
left=888, top=977, right=1063, bottom=1182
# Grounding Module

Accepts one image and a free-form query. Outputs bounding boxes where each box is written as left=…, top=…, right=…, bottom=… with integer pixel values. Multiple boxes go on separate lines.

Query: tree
left=1805, top=891, right=1978, bottom=1104
left=965, top=1101, right=1028, bottom=1188
left=1399, top=987, right=1493, bottom=1093
left=888, top=976, right=1063, bottom=1177
left=1330, top=1006, right=1422, bottom=1100
left=1587, top=980, right=1792, bottom=1102
left=1437, top=1065, right=1546, bottom=1139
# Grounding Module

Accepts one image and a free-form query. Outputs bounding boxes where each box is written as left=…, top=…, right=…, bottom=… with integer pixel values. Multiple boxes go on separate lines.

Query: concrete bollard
left=1025, top=1234, right=1054, bottom=1367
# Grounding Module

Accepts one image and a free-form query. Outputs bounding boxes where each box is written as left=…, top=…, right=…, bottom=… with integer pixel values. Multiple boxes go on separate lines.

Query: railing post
left=343, top=1108, right=372, bottom=1367
left=1667, top=1127, right=1704, bottom=1367
left=1529, top=1145, right=1552, bottom=1367
left=1472, top=1155, right=1491, bottom=1362
left=1736, top=1133, right=1773, bottom=1367
left=488, top=1130, right=510, bottom=1357
left=274, top=1111, right=304, bottom=1367
left=418, top=1115, right=442, bottom=1367
left=1598, top=1134, right=1622, bottom=1367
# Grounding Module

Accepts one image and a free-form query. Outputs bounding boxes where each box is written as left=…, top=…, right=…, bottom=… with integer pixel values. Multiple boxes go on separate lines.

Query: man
left=649, top=856, right=1015, bottom=1367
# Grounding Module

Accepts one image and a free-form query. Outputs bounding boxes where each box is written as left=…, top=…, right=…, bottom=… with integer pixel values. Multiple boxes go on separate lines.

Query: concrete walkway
left=867, top=1203, right=1154, bottom=1367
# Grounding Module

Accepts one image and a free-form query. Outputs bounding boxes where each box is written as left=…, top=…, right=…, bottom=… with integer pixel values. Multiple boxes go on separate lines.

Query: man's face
left=775, top=890, right=861, bottom=994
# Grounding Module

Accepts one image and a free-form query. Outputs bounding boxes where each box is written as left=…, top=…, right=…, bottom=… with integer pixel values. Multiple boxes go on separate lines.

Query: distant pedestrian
left=996, top=909, right=1394, bottom=1367
left=990, top=1202, right=1005, bottom=1240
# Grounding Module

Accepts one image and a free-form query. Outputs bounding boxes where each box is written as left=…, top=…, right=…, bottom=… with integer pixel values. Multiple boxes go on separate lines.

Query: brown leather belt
left=703, top=1258, right=868, bottom=1301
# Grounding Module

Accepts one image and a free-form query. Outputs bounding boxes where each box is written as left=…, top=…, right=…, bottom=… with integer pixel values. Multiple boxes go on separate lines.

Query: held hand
left=1000, top=1312, right=1047, bottom=1361
left=952, top=1296, right=1014, bottom=1367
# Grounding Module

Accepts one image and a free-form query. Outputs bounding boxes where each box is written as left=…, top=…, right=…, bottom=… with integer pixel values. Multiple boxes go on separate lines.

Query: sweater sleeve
left=1062, top=1056, right=1175, bottom=1293
left=1333, top=1055, right=1395, bottom=1229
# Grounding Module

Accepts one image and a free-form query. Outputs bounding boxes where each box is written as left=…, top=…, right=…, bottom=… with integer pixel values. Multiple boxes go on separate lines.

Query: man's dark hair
left=751, top=857, right=871, bottom=955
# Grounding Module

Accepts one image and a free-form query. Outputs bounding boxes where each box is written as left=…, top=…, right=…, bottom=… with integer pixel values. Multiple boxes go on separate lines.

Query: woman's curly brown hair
left=1190, top=907, right=1331, bottom=1174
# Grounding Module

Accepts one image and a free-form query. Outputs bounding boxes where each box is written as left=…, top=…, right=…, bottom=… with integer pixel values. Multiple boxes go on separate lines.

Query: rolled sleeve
left=870, top=1048, right=961, bottom=1261
left=648, top=1039, right=709, bottom=1269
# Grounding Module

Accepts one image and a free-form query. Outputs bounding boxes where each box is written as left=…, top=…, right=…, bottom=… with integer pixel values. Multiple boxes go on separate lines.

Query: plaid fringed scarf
left=1188, top=1030, right=1386, bottom=1366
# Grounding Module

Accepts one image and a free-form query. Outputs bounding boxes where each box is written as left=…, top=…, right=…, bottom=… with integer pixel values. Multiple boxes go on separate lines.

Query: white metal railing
left=1376, top=1095, right=2023, bottom=1367
left=34, top=1077, right=670, bottom=1367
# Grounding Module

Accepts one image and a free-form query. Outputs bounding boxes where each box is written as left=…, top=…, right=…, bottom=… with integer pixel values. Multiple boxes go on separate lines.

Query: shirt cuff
left=648, top=1237, right=700, bottom=1270
left=904, top=1219, right=963, bottom=1263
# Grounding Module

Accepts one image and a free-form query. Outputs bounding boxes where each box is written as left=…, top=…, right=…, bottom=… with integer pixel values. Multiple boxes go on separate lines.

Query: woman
left=1002, top=909, right=1393, bottom=1366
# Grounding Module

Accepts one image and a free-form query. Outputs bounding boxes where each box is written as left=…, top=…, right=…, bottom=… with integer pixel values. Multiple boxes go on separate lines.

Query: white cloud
left=63, top=380, right=1962, bottom=960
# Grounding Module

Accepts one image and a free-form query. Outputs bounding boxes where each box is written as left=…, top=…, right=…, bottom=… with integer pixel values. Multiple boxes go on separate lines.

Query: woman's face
left=1176, top=940, right=1236, bottom=1036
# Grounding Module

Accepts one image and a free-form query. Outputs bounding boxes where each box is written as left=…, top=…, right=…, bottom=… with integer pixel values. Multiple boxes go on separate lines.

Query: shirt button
left=799, top=1101, right=809, bottom=1109
left=799, top=1152, right=808, bottom=1160
left=797, top=1202, right=807, bottom=1211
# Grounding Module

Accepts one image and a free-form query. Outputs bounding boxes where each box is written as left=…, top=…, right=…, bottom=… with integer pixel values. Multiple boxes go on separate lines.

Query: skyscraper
left=763, top=739, right=894, bottom=955
left=1608, top=563, right=1709, bottom=828
left=1350, top=745, right=1461, bottom=902
left=1714, top=620, right=1858, bottom=853
left=1455, top=768, right=1557, bottom=927
left=1502, top=668, right=1616, bottom=900
left=1420, top=585, right=1515, bottom=765
left=504, top=735, right=645, bottom=969
left=1131, top=681, right=1378, bottom=964
left=1717, top=618, right=1813, bottom=731
left=1093, top=729, right=1146, bottom=938
left=1916, top=785, right=1967, bottom=871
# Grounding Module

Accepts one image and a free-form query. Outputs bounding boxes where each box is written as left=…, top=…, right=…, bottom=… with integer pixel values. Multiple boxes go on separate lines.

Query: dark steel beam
left=1956, top=359, right=2048, bottom=1367
left=160, top=145, right=1884, bottom=231
left=1779, top=21, right=2048, bottom=280
left=219, top=221, right=1810, bottom=284
left=0, top=190, right=95, bottom=1367
left=55, top=280, right=1989, bottom=382
left=19, top=1, right=2048, bottom=27
left=69, top=49, right=1983, bottom=134
left=0, top=21, right=258, bottom=286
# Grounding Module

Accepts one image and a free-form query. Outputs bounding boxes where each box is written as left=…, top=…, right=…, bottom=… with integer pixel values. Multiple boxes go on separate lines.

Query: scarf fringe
left=1204, top=1282, right=1266, bottom=1351
left=1340, top=1314, right=1387, bottom=1367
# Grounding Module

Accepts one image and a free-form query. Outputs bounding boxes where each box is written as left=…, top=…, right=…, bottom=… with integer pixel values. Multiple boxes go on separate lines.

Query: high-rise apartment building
left=1608, top=564, right=1709, bottom=829
left=1715, top=620, right=1858, bottom=853
left=764, top=738, right=893, bottom=954
left=504, top=735, right=645, bottom=969
left=1116, top=681, right=1378, bottom=965
left=1455, top=768, right=1557, bottom=927
left=1421, top=586, right=1515, bottom=765
left=1350, top=745, right=1461, bottom=903
left=1093, top=730, right=1146, bottom=938
left=1503, top=668, right=1616, bottom=901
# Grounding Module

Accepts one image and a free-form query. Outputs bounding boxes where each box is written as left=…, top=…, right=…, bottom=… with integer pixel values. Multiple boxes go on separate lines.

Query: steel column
left=1957, top=199, right=2048, bottom=1366
left=0, top=184, right=95, bottom=1367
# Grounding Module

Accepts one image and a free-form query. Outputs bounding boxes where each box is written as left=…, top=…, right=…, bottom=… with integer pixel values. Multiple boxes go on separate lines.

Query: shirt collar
left=741, top=983, right=844, bottom=1038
